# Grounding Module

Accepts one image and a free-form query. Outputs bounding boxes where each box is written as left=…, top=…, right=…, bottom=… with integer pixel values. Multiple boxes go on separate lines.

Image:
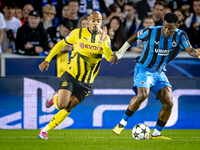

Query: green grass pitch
left=0, top=129, right=199, bottom=150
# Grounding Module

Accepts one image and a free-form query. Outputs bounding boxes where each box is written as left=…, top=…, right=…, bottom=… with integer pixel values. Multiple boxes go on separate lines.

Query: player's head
left=88, top=11, right=102, bottom=34
left=162, top=13, right=179, bottom=37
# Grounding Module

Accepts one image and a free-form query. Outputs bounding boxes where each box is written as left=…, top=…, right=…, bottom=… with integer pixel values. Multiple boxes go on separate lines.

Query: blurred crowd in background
left=0, top=0, right=199, bottom=56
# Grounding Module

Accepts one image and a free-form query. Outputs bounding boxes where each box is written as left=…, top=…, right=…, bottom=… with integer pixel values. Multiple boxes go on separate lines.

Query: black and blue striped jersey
left=135, top=26, right=191, bottom=71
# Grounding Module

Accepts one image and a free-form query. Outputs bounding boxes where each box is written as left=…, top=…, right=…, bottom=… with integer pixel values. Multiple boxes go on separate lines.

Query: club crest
left=172, top=41, right=177, bottom=47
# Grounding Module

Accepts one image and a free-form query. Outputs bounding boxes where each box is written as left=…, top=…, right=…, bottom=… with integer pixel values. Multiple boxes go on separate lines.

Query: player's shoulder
left=174, top=28, right=187, bottom=35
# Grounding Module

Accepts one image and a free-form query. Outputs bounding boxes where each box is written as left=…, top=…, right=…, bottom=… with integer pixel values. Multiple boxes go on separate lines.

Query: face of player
left=142, top=18, right=155, bottom=28
left=3, top=6, right=15, bottom=19
left=23, top=4, right=34, bottom=18
left=110, top=18, right=120, bottom=31
left=88, top=12, right=102, bottom=34
left=28, top=16, right=40, bottom=29
left=193, top=1, right=200, bottom=15
left=162, top=21, right=178, bottom=37
left=81, top=20, right=89, bottom=28
left=68, top=1, right=79, bottom=14
left=14, top=9, right=23, bottom=20
left=153, top=4, right=164, bottom=18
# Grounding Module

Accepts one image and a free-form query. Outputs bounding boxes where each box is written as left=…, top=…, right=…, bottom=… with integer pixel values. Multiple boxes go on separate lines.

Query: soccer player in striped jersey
left=38, top=11, right=113, bottom=139
left=112, top=13, right=200, bottom=140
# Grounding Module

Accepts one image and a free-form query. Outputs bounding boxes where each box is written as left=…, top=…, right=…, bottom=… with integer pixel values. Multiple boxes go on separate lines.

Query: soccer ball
left=132, top=123, right=150, bottom=140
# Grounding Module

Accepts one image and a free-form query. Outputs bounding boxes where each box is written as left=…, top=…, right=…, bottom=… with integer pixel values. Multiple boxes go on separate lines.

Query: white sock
left=152, top=128, right=161, bottom=136
left=119, top=119, right=127, bottom=126
left=41, top=127, right=48, bottom=133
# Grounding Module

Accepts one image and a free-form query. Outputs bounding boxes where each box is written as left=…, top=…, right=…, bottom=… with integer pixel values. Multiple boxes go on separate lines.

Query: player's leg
left=113, top=66, right=151, bottom=135
left=38, top=95, right=80, bottom=139
left=151, top=86, right=173, bottom=140
left=113, top=87, right=150, bottom=135
left=150, top=72, right=173, bottom=140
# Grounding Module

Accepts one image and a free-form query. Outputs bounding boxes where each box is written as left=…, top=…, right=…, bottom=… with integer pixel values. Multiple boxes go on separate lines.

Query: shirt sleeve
left=0, top=13, right=6, bottom=29
left=64, top=29, right=79, bottom=45
left=179, top=31, right=191, bottom=49
left=137, top=27, right=150, bottom=41
left=102, top=35, right=113, bottom=61
left=45, top=39, right=68, bottom=63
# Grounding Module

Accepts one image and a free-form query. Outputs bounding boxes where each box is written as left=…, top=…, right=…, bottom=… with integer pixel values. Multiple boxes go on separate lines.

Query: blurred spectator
left=124, top=2, right=141, bottom=39
left=22, top=4, right=34, bottom=24
left=77, top=15, right=89, bottom=28
left=174, top=8, right=188, bottom=32
left=185, top=0, right=200, bottom=49
left=61, top=5, right=69, bottom=19
left=30, top=0, right=63, bottom=19
left=67, top=0, right=80, bottom=29
left=47, top=19, right=73, bottom=50
left=152, top=1, right=165, bottom=26
left=47, top=19, right=74, bottom=77
left=79, top=0, right=107, bottom=19
left=41, top=4, right=56, bottom=30
left=136, top=0, right=156, bottom=20
left=14, top=6, right=23, bottom=24
left=103, top=0, right=114, bottom=8
left=1, top=1, right=22, bottom=53
left=161, top=6, right=171, bottom=21
left=131, top=15, right=155, bottom=53
left=106, top=16, right=126, bottom=51
left=0, top=12, right=6, bottom=53
left=168, top=0, right=191, bottom=17
left=16, top=10, right=49, bottom=55
left=103, top=3, right=123, bottom=26
left=115, top=0, right=126, bottom=12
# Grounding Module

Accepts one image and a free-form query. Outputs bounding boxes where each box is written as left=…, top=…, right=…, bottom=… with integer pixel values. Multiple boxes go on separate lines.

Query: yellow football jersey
left=45, top=28, right=113, bottom=84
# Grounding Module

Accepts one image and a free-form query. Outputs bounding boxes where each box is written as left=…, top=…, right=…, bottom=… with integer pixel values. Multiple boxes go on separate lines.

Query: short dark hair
left=154, top=1, right=165, bottom=8
left=125, top=2, right=135, bottom=9
left=2, top=1, right=16, bottom=9
left=164, top=13, right=178, bottom=24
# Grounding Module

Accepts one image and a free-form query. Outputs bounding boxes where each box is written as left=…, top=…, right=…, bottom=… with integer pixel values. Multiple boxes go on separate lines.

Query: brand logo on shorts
left=140, top=81, right=145, bottom=85
left=62, top=81, right=68, bottom=87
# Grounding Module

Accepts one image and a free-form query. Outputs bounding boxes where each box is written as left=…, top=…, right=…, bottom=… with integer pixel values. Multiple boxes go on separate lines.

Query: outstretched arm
left=185, top=46, right=200, bottom=58
left=110, top=33, right=138, bottom=65
left=39, top=39, right=67, bottom=72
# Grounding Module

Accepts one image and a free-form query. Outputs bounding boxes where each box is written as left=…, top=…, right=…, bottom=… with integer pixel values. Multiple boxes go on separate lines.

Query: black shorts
left=59, top=71, right=91, bottom=102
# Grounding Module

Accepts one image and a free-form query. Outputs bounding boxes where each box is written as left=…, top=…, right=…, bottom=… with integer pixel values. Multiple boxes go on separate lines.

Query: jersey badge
left=172, top=41, right=177, bottom=47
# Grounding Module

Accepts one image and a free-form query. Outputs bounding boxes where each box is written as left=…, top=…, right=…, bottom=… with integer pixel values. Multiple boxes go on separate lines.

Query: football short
left=132, top=63, right=172, bottom=99
left=59, top=71, right=91, bottom=102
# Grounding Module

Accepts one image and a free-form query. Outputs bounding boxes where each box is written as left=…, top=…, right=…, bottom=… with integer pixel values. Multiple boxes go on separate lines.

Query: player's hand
left=196, top=49, right=200, bottom=59
left=99, top=26, right=107, bottom=42
left=39, top=60, right=49, bottom=72
left=109, top=52, right=119, bottom=65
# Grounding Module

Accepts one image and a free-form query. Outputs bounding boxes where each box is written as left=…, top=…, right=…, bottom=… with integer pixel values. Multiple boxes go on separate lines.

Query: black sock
left=125, top=108, right=135, bottom=117
left=156, top=119, right=167, bottom=127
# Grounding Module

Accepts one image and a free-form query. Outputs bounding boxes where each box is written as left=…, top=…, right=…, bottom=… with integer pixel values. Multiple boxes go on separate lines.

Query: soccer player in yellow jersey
left=38, top=11, right=113, bottom=139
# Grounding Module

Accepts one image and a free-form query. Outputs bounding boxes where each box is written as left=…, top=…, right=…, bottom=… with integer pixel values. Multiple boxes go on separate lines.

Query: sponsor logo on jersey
left=155, top=41, right=159, bottom=45
left=79, top=42, right=103, bottom=50
left=155, top=48, right=171, bottom=56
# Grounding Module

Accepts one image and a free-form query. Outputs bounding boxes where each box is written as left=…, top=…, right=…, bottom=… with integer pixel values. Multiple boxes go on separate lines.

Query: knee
left=163, top=96, right=174, bottom=109
left=56, top=100, right=68, bottom=110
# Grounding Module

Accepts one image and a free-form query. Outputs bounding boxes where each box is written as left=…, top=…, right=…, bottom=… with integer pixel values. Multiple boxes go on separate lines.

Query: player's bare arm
left=185, top=46, right=200, bottom=58
left=39, top=60, right=49, bottom=72
left=110, top=33, right=138, bottom=65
